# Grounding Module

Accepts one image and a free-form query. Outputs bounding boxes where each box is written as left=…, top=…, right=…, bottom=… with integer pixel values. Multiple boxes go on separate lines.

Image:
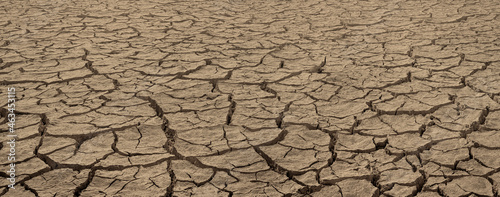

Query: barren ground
left=1, top=0, right=500, bottom=196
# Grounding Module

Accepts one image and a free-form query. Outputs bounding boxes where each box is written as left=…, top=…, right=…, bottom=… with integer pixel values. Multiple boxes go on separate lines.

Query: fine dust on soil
left=0, top=0, right=500, bottom=196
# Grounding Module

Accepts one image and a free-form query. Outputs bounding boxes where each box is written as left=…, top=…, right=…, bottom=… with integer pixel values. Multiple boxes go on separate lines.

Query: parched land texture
left=0, top=0, right=500, bottom=196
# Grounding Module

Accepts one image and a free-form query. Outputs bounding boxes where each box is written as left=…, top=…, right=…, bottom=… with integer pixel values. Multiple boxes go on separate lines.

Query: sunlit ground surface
left=0, top=0, right=500, bottom=196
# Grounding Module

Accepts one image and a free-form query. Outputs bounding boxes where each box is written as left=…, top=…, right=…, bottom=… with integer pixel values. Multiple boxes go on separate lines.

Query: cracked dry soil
left=0, top=0, right=500, bottom=196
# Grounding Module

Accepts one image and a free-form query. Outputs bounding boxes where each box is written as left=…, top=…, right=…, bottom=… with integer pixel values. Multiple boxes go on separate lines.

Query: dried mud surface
left=0, top=0, right=500, bottom=196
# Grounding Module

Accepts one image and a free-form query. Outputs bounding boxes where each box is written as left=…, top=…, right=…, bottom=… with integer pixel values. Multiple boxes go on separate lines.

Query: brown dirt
left=0, top=0, right=499, bottom=196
